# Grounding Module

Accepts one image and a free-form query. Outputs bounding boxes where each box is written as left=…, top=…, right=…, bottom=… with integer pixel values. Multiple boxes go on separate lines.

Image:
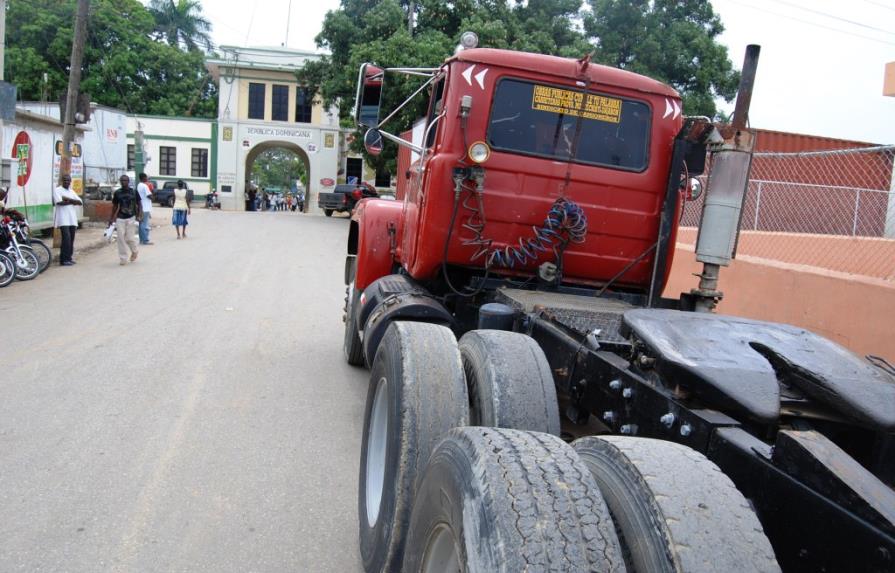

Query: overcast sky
left=199, top=0, right=895, bottom=144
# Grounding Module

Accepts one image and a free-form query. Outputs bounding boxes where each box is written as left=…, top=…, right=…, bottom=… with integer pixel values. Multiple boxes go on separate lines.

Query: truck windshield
left=487, top=79, right=651, bottom=171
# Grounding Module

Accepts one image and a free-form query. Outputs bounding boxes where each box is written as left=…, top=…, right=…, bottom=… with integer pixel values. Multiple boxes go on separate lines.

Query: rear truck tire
left=324, top=209, right=334, bottom=217
left=459, top=329, right=561, bottom=435
left=572, top=436, right=780, bottom=573
left=343, top=255, right=364, bottom=365
left=402, top=427, right=625, bottom=573
left=358, top=322, right=469, bottom=573
left=167, top=197, right=175, bottom=208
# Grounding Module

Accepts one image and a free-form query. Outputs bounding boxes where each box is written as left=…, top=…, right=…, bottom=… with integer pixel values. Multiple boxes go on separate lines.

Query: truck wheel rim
left=422, top=524, right=460, bottom=573
left=365, top=376, right=389, bottom=527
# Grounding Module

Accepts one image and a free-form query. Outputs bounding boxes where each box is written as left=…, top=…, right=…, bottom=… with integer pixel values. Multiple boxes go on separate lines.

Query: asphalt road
left=0, top=208, right=367, bottom=572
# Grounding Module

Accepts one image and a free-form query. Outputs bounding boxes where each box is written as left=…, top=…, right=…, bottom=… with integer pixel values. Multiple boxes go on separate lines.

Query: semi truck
left=342, top=36, right=895, bottom=572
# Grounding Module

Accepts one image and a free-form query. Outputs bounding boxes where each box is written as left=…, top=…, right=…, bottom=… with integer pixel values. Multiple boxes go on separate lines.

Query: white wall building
left=126, top=115, right=214, bottom=197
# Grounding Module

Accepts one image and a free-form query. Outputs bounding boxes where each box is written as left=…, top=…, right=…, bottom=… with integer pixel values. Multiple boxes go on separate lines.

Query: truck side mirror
left=355, top=63, right=384, bottom=128
left=364, top=129, right=384, bottom=156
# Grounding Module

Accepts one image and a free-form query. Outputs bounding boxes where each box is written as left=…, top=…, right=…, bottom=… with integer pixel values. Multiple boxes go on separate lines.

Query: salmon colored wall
left=665, top=245, right=895, bottom=360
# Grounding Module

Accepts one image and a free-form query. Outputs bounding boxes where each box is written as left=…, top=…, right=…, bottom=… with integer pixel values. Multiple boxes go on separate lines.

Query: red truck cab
left=351, top=48, right=687, bottom=294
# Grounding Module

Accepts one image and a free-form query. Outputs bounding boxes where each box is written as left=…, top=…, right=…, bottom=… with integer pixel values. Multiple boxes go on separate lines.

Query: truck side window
left=425, top=78, right=446, bottom=149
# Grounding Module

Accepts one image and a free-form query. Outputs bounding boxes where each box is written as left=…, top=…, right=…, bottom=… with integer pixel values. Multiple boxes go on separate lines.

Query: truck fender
left=357, top=274, right=418, bottom=336
left=362, top=291, right=455, bottom=367
left=349, top=199, right=403, bottom=291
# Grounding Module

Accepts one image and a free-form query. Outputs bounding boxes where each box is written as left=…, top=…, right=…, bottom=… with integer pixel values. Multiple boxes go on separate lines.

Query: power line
left=244, top=3, right=257, bottom=46
left=727, top=0, right=895, bottom=47
left=773, top=0, right=895, bottom=37
left=861, top=0, right=895, bottom=14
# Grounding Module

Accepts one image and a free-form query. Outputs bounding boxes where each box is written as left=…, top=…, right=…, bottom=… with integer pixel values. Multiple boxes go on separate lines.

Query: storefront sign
left=11, top=131, right=32, bottom=185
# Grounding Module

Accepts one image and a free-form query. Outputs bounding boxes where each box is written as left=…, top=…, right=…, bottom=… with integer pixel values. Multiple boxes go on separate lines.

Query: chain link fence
left=680, top=145, right=895, bottom=281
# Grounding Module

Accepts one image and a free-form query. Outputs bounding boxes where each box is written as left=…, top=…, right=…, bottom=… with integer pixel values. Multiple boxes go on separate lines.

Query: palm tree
left=149, top=0, right=213, bottom=52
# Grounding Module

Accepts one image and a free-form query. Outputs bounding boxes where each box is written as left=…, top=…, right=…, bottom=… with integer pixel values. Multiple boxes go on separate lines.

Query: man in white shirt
left=137, top=172, right=153, bottom=245
left=53, top=175, right=82, bottom=266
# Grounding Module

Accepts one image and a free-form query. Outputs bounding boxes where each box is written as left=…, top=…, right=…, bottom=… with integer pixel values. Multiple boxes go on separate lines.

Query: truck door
left=401, top=75, right=446, bottom=268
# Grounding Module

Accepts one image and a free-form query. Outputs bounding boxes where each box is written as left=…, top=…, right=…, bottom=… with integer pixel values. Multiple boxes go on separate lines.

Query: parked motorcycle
left=11, top=217, right=50, bottom=273
left=0, top=217, right=41, bottom=280
left=205, top=191, right=221, bottom=210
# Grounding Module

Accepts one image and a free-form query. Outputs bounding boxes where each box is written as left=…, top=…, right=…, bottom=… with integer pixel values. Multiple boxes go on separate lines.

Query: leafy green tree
left=5, top=0, right=217, bottom=118
left=300, top=0, right=592, bottom=173
left=148, top=0, right=214, bottom=52
left=584, top=0, right=739, bottom=117
left=251, top=149, right=307, bottom=190
left=301, top=0, right=738, bottom=170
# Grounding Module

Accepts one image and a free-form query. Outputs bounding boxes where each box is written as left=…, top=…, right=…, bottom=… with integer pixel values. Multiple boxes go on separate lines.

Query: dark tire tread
left=342, top=281, right=364, bottom=365
left=460, top=330, right=561, bottom=435
left=574, top=436, right=779, bottom=573
left=429, top=428, right=623, bottom=572
left=358, top=322, right=468, bottom=572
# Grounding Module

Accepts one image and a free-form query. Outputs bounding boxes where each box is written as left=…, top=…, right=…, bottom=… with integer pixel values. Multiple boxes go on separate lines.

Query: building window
left=375, top=170, right=391, bottom=188
left=346, top=157, right=363, bottom=184
left=191, top=148, right=208, bottom=177
left=295, top=87, right=312, bottom=123
left=272, top=85, right=289, bottom=121
left=159, top=146, right=177, bottom=176
left=127, top=144, right=134, bottom=170
left=248, top=82, right=265, bottom=120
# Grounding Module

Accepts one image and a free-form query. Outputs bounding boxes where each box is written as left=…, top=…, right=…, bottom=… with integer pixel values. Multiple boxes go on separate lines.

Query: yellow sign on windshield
left=531, top=85, right=622, bottom=124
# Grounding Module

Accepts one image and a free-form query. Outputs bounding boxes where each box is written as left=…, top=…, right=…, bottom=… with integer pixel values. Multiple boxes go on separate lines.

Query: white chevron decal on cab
left=672, top=100, right=681, bottom=119
left=462, top=65, right=475, bottom=86
left=474, top=68, right=488, bottom=89
left=663, top=98, right=673, bottom=119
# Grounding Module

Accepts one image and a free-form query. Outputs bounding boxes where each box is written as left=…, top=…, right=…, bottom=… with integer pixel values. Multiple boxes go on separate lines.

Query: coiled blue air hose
left=488, top=197, right=588, bottom=269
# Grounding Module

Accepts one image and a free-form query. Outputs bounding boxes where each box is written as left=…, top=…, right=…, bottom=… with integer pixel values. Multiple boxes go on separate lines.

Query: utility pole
left=59, top=0, right=90, bottom=184
left=408, top=0, right=414, bottom=36
left=285, top=0, right=292, bottom=46
left=0, top=0, right=6, bottom=82
left=134, top=122, right=144, bottom=179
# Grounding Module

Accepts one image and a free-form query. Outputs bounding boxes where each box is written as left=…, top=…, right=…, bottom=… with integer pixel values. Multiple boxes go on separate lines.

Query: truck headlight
left=688, top=177, right=703, bottom=200
left=468, top=141, right=491, bottom=164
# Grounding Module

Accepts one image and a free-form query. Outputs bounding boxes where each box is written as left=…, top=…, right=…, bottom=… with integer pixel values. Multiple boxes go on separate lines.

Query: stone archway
left=244, top=140, right=310, bottom=212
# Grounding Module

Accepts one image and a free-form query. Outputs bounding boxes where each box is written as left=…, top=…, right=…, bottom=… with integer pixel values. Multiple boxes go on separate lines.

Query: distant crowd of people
left=245, top=187, right=304, bottom=213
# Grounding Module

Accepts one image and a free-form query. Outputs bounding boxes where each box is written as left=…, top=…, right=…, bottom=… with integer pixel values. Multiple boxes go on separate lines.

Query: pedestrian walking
left=137, top=172, right=153, bottom=245
left=172, top=180, right=191, bottom=239
left=109, top=174, right=141, bottom=265
left=286, top=194, right=293, bottom=212
left=53, top=174, right=82, bottom=266
left=247, top=187, right=257, bottom=211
